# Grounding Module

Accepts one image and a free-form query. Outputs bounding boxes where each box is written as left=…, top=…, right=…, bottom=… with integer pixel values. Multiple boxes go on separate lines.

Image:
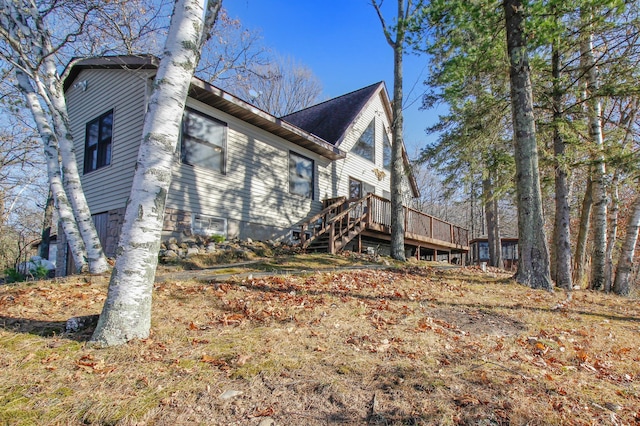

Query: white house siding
left=68, top=67, right=414, bottom=250
left=165, top=98, right=327, bottom=242
left=318, top=91, right=412, bottom=201
left=67, top=68, right=152, bottom=214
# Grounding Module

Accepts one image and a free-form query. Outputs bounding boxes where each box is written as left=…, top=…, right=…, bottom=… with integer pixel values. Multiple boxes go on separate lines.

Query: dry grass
left=1, top=259, right=639, bottom=425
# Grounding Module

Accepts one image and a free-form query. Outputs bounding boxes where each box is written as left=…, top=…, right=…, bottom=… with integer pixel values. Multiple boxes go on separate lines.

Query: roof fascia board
left=189, top=78, right=345, bottom=160
left=63, top=55, right=345, bottom=160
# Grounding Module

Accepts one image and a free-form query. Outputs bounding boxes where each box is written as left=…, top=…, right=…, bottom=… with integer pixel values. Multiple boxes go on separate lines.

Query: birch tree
left=580, top=8, right=608, bottom=291
left=15, top=69, right=90, bottom=272
left=504, top=0, right=553, bottom=290
left=613, top=190, right=640, bottom=295
left=0, top=0, right=108, bottom=274
left=90, top=0, right=222, bottom=347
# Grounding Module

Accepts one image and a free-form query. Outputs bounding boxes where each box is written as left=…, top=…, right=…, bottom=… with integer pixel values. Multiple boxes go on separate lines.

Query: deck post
left=416, top=246, right=420, bottom=261
left=328, top=222, right=335, bottom=254
left=300, top=224, right=307, bottom=247
left=404, top=207, right=408, bottom=237
left=357, top=234, right=362, bottom=253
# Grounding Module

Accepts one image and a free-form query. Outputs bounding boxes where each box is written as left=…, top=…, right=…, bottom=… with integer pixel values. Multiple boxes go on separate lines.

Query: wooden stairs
left=298, top=195, right=370, bottom=254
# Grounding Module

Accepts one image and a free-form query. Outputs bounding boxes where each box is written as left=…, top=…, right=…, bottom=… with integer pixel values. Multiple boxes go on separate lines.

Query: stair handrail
left=327, top=194, right=370, bottom=225
left=328, top=194, right=371, bottom=253
left=299, top=196, right=346, bottom=247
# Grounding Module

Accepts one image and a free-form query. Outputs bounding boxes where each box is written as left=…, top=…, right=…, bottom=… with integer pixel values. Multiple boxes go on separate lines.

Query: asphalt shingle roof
left=281, top=82, right=384, bottom=147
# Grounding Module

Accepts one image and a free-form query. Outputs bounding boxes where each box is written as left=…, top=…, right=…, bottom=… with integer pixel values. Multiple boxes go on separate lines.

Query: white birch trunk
left=15, top=69, right=89, bottom=272
left=0, top=0, right=107, bottom=274
left=580, top=14, right=608, bottom=291
left=613, top=193, right=640, bottom=296
left=39, top=56, right=109, bottom=274
left=90, top=0, right=222, bottom=347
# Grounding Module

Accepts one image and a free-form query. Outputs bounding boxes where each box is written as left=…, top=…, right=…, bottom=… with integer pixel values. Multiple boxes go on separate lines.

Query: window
left=192, top=214, right=227, bottom=238
left=84, top=110, right=113, bottom=173
left=353, top=120, right=374, bottom=162
left=181, top=108, right=226, bottom=173
left=478, top=241, right=489, bottom=260
left=349, top=177, right=362, bottom=199
left=383, top=132, right=392, bottom=170
left=289, top=152, right=314, bottom=199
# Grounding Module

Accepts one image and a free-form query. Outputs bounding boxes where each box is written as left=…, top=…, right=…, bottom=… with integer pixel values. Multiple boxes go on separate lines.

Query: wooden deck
left=299, top=194, right=469, bottom=257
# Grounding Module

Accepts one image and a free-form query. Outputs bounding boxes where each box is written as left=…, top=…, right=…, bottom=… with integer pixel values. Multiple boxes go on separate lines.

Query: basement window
left=191, top=214, right=227, bottom=238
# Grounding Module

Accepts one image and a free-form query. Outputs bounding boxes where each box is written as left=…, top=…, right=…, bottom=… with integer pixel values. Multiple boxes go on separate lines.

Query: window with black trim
left=353, top=120, right=374, bottom=162
left=289, top=152, right=314, bottom=199
left=84, top=110, right=113, bottom=173
left=181, top=108, right=227, bottom=173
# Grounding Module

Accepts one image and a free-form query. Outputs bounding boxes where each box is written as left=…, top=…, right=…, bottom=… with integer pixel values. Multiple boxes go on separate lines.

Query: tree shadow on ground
left=217, top=274, right=640, bottom=326
left=0, top=314, right=97, bottom=341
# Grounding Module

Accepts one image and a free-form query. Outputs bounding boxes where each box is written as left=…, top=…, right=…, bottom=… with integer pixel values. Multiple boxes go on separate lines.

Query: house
left=60, top=55, right=468, bottom=273
left=468, top=237, right=518, bottom=270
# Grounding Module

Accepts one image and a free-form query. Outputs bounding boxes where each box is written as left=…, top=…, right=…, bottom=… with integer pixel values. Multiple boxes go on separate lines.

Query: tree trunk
left=40, top=54, right=109, bottom=274
left=613, top=193, right=640, bottom=296
left=492, top=193, right=502, bottom=268
left=39, top=189, right=55, bottom=260
left=604, top=172, right=619, bottom=292
left=90, top=0, right=222, bottom=347
left=503, top=0, right=552, bottom=290
left=1, top=0, right=108, bottom=274
left=552, top=41, right=572, bottom=291
left=580, top=11, right=607, bottom=291
left=15, top=69, right=89, bottom=273
left=372, top=0, right=414, bottom=261
left=483, top=174, right=501, bottom=268
left=573, top=176, right=593, bottom=287
left=389, top=0, right=407, bottom=261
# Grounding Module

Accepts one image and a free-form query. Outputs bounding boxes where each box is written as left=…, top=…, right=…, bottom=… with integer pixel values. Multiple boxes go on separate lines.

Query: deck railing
left=367, top=194, right=469, bottom=248
left=299, top=194, right=469, bottom=252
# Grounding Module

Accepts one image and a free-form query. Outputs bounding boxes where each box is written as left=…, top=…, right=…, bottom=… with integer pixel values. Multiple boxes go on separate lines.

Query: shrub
left=210, top=234, right=225, bottom=244
left=4, top=268, right=25, bottom=283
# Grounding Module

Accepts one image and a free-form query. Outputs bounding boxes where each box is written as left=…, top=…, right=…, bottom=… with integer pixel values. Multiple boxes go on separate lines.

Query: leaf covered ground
left=1, top=257, right=640, bottom=425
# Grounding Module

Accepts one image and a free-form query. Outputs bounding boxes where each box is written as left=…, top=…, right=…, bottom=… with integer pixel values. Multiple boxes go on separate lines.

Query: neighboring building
left=468, top=237, right=519, bottom=270
left=60, top=55, right=468, bottom=273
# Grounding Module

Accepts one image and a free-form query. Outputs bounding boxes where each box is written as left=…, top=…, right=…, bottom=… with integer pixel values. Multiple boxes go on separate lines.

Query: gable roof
left=284, top=82, right=419, bottom=198
left=281, top=82, right=384, bottom=147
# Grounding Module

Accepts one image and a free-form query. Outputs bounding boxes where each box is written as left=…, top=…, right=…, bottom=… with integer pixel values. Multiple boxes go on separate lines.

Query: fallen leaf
left=235, top=354, right=251, bottom=366
left=253, top=406, right=275, bottom=417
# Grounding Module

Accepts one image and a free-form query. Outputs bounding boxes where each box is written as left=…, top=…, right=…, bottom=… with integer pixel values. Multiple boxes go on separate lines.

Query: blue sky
left=224, top=0, right=443, bottom=157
